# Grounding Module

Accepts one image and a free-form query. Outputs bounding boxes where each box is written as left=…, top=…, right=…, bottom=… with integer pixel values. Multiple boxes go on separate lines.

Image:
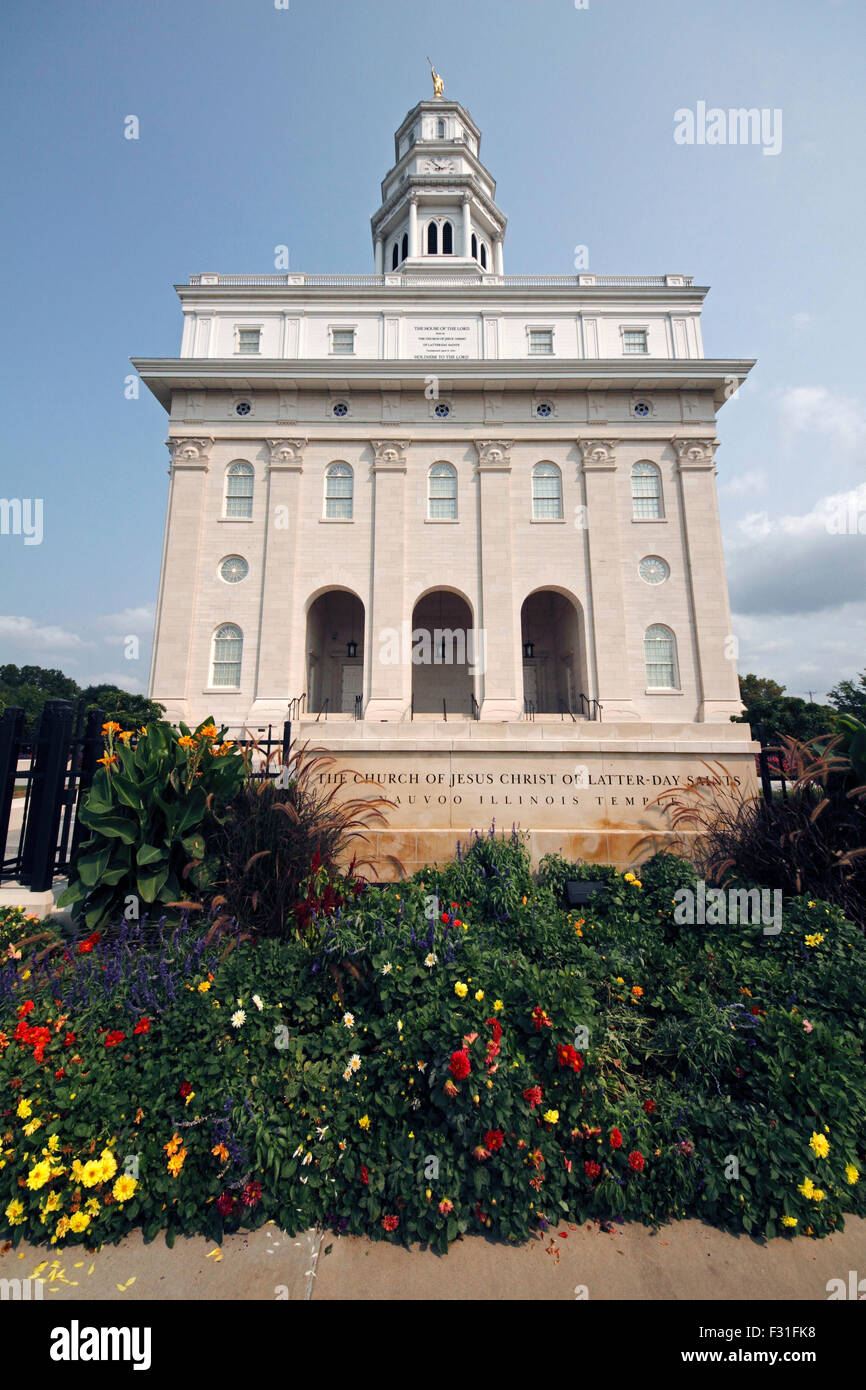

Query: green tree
left=733, top=672, right=833, bottom=744
left=80, top=685, right=165, bottom=729
left=827, top=670, right=866, bottom=721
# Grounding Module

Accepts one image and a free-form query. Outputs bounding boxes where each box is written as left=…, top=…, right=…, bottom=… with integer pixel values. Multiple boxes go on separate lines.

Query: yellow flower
left=493, top=999, right=504, bottom=1012
left=454, top=982, right=468, bottom=999
left=99, top=1149, right=118, bottom=1180
left=804, top=933, right=824, bottom=948
left=781, top=1216, right=797, bottom=1228
left=69, top=1211, right=90, bottom=1233
left=542, top=1109, right=559, bottom=1125
left=811, top=1188, right=825, bottom=1203
left=23, top=1119, right=41, bottom=1136
left=55, top=1215, right=70, bottom=1239
left=624, top=872, right=635, bottom=883
left=474, top=989, right=484, bottom=1002
left=807, top=900, right=816, bottom=908
left=112, top=1175, right=138, bottom=1202
left=4, top=1198, right=25, bottom=1225
left=46, top=1134, right=60, bottom=1153
left=845, top=1164, right=859, bottom=1185
left=798, top=1177, right=815, bottom=1199
left=167, top=1147, right=187, bottom=1177
left=809, top=1132, right=829, bottom=1159
left=40, top=1190, right=62, bottom=1220
left=358, top=1114, right=370, bottom=1130
left=26, top=1159, right=52, bottom=1190
left=16, top=1098, right=32, bottom=1119
left=197, top=981, right=211, bottom=993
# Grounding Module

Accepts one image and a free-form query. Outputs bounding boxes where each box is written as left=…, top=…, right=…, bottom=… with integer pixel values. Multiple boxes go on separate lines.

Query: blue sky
left=1, top=0, right=864, bottom=701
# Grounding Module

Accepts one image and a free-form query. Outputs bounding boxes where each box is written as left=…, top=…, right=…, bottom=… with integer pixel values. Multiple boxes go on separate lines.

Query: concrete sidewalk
left=5, top=1216, right=865, bottom=1301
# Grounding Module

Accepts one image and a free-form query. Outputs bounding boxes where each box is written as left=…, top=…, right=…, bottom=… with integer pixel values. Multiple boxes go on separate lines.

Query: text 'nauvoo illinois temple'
left=136, top=71, right=758, bottom=872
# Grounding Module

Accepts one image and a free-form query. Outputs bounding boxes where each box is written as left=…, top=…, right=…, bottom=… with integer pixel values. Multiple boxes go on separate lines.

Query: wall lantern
left=523, top=641, right=535, bottom=659
left=347, top=640, right=358, bottom=659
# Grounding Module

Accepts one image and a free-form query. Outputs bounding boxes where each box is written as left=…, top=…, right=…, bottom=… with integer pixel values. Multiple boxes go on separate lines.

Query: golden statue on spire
left=427, top=57, right=444, bottom=98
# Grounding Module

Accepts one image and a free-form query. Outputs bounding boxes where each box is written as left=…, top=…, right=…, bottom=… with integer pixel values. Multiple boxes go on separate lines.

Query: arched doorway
left=520, top=589, right=588, bottom=715
left=305, top=590, right=365, bottom=717
left=411, top=589, right=475, bottom=717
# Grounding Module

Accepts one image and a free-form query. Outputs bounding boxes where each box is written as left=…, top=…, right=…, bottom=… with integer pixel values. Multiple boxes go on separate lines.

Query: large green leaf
left=137, top=863, right=170, bottom=903
left=137, top=842, right=167, bottom=866
left=76, top=845, right=112, bottom=887
left=77, top=806, right=138, bottom=844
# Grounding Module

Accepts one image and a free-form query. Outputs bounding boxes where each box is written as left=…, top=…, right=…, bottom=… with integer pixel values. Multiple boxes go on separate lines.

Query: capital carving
left=166, top=436, right=214, bottom=468
left=672, top=438, right=719, bottom=470
left=371, top=439, right=410, bottom=470
left=475, top=439, right=513, bottom=470
left=578, top=439, right=619, bottom=470
left=266, top=438, right=307, bottom=470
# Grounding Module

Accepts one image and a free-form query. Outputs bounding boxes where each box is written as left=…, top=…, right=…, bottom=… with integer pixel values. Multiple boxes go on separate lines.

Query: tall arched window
left=401, top=232, right=408, bottom=260
left=225, top=461, right=254, bottom=518
left=427, top=221, right=438, bottom=254
left=428, top=462, right=457, bottom=520
left=325, top=462, right=353, bottom=520
left=391, top=242, right=399, bottom=270
left=211, top=624, right=243, bottom=688
left=471, top=232, right=478, bottom=260
left=532, top=463, right=563, bottom=520
left=480, top=242, right=488, bottom=269
left=437, top=117, right=446, bottom=137
left=645, top=625, right=679, bottom=689
left=442, top=220, right=453, bottom=254
left=632, top=462, right=663, bottom=519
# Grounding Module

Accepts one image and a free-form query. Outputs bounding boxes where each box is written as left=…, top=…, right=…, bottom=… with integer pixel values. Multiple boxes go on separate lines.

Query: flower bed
left=1, top=835, right=864, bottom=1253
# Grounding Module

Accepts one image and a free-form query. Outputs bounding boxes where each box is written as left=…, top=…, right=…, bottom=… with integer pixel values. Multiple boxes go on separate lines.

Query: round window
left=333, top=401, right=349, bottom=417
left=639, top=556, right=670, bottom=585
left=536, top=402, right=553, bottom=418
left=220, top=555, right=249, bottom=584
left=434, top=402, right=451, bottom=418
left=633, top=401, right=651, bottom=418
left=235, top=401, right=252, bottom=417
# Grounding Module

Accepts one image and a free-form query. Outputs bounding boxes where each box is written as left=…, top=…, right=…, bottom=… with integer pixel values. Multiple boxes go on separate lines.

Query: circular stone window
left=633, top=401, right=651, bottom=418
left=536, top=402, right=553, bottom=418
left=332, top=401, right=349, bottom=418
left=639, top=555, right=670, bottom=585
left=235, top=401, right=252, bottom=417
left=434, top=402, right=451, bottom=419
left=220, top=555, right=249, bottom=584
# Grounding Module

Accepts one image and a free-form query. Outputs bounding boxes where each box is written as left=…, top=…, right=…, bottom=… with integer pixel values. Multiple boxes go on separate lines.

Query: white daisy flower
left=231, top=1009, right=246, bottom=1029
left=302, top=1152, right=313, bottom=1166
left=292, top=1144, right=303, bottom=1158
left=424, top=953, right=437, bottom=968
left=349, top=1054, right=361, bottom=1072
left=342, top=1012, right=355, bottom=1028
left=252, top=994, right=264, bottom=1011
left=315, top=1125, right=329, bottom=1141
left=382, top=962, right=393, bottom=975
left=343, top=1067, right=353, bottom=1082
left=397, top=1020, right=403, bottom=1031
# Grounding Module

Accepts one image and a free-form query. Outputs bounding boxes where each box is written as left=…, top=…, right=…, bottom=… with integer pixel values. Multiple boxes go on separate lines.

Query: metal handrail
left=354, top=694, right=362, bottom=721
left=287, top=692, right=307, bottom=721
left=558, top=698, right=576, bottom=723
left=470, top=693, right=480, bottom=721
left=315, top=698, right=330, bottom=722
left=524, top=698, right=536, bottom=722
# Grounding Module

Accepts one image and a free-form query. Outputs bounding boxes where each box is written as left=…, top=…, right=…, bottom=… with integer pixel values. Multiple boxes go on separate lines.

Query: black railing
left=470, top=693, right=480, bottom=721
left=354, top=694, right=363, bottom=720
left=287, top=692, right=307, bottom=721
left=558, top=698, right=576, bottom=722
left=524, top=698, right=536, bottom=722
left=315, top=698, right=330, bottom=722
left=577, top=692, right=603, bottom=721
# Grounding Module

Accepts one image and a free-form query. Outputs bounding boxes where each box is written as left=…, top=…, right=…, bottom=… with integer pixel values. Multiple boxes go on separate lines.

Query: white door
left=341, top=663, right=363, bottom=714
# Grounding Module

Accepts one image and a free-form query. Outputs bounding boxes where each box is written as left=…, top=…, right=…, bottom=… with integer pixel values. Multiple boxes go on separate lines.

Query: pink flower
left=438, top=1198, right=454, bottom=1216
left=803, top=1019, right=813, bottom=1033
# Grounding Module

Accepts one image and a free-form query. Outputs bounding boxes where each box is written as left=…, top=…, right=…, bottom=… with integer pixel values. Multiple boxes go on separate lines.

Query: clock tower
left=371, top=98, right=506, bottom=276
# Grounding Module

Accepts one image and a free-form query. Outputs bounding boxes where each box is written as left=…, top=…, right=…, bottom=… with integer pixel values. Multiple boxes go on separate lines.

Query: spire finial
left=426, top=57, right=444, bottom=98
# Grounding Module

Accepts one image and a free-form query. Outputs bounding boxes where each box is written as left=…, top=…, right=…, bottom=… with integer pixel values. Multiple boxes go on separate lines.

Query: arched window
left=211, top=624, right=243, bottom=688
left=428, top=462, right=457, bottom=520
left=645, top=625, right=679, bottom=689
left=471, top=232, right=478, bottom=260
left=401, top=232, right=408, bottom=260
left=480, top=242, right=488, bottom=269
left=225, top=461, right=254, bottom=518
left=442, top=220, right=453, bottom=254
left=631, top=462, right=663, bottom=520
left=437, top=118, right=446, bottom=138
left=427, top=221, right=439, bottom=255
left=325, top=462, right=353, bottom=520
left=391, top=242, right=399, bottom=270
left=532, top=463, right=563, bottom=520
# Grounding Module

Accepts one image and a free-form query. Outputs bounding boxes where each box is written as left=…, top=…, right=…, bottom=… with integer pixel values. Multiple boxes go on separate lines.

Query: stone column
left=475, top=440, right=522, bottom=720
left=247, top=439, right=307, bottom=724
left=365, top=441, right=410, bottom=720
left=408, top=197, right=419, bottom=258
left=374, top=237, right=384, bottom=274
left=149, top=437, right=214, bottom=723
left=578, top=439, right=640, bottom=720
left=494, top=237, right=504, bottom=274
left=672, top=438, right=742, bottom=721
left=462, top=195, right=473, bottom=257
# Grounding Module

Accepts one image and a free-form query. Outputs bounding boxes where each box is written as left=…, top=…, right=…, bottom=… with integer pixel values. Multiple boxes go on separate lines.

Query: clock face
left=639, top=556, right=669, bottom=585
left=220, top=555, right=249, bottom=584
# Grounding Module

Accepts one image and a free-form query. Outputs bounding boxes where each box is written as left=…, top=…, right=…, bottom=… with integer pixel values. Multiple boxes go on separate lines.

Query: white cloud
left=85, top=671, right=147, bottom=694
left=718, top=469, right=767, bottom=498
left=0, top=616, right=89, bottom=651
left=776, top=385, right=866, bottom=453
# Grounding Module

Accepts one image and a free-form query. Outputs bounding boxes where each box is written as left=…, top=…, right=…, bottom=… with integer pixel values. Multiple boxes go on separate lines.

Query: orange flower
left=167, top=1147, right=187, bottom=1177
left=212, top=1143, right=229, bottom=1162
left=631, top=986, right=644, bottom=999
left=199, top=723, right=218, bottom=740
left=177, top=735, right=196, bottom=750
left=164, top=1132, right=182, bottom=1157
left=96, top=754, right=117, bottom=768
left=101, top=721, right=121, bottom=736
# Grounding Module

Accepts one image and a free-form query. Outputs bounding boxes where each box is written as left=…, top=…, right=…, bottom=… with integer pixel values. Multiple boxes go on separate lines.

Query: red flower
left=242, top=1180, right=262, bottom=1208
left=450, top=902, right=459, bottom=911
left=382, top=1214, right=399, bottom=1232
left=643, top=1099, right=656, bottom=1113
left=485, top=1017, right=503, bottom=1044
left=179, top=1081, right=193, bottom=1098
left=585, top=1160, right=601, bottom=1179
left=133, top=1019, right=151, bottom=1036
left=63, top=1032, right=76, bottom=1047
left=628, top=1150, right=645, bottom=1172
left=556, top=1043, right=584, bottom=1073
left=441, top=913, right=449, bottom=923
left=104, top=1030, right=126, bottom=1049
left=484, top=1129, right=505, bottom=1152
left=77, top=932, right=100, bottom=955
left=360, top=1165, right=369, bottom=1186
left=17, top=1000, right=34, bottom=1018
left=453, top=919, right=462, bottom=928
left=531, top=1006, right=552, bottom=1032
left=216, top=1192, right=235, bottom=1217
left=523, top=1085, right=543, bottom=1109
left=54, top=1068, right=65, bottom=1080
left=449, top=1049, right=471, bottom=1080
left=609, top=1128, right=623, bottom=1149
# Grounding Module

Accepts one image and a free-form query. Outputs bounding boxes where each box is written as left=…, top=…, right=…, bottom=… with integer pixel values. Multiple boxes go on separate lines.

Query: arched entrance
left=411, top=589, right=476, bottom=717
left=520, top=589, right=588, bottom=715
left=305, top=589, right=365, bottom=717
